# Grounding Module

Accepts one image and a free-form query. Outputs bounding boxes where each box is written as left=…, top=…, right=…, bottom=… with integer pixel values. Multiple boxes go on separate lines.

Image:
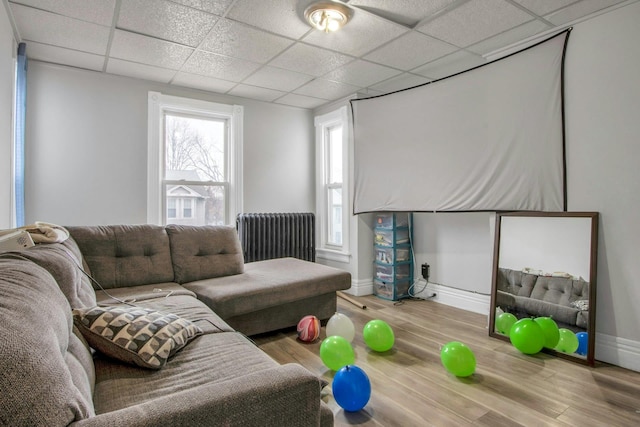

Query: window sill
left=317, top=248, right=351, bottom=264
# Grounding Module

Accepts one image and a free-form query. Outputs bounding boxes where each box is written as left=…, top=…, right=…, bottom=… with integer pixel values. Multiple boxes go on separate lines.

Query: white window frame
left=315, top=106, right=350, bottom=262
left=147, top=92, right=243, bottom=226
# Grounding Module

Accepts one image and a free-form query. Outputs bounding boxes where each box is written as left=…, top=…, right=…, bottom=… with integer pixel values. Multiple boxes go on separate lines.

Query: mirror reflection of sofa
left=496, top=268, right=589, bottom=332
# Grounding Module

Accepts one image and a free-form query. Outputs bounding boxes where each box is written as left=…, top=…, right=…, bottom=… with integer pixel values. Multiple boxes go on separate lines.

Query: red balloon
left=297, top=315, right=320, bottom=342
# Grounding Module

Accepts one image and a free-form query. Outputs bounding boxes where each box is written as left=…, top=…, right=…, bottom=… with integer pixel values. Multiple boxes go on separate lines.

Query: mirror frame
left=488, top=211, right=599, bottom=366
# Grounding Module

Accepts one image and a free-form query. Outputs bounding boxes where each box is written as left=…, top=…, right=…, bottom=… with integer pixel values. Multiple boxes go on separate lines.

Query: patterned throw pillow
left=72, top=306, right=202, bottom=369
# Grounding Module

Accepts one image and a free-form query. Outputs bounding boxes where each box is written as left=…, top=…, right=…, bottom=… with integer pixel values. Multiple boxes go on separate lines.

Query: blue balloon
left=332, top=365, right=371, bottom=412
left=576, top=331, right=588, bottom=356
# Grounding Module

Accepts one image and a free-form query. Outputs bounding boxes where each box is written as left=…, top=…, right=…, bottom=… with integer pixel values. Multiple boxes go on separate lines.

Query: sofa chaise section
left=183, top=257, right=351, bottom=335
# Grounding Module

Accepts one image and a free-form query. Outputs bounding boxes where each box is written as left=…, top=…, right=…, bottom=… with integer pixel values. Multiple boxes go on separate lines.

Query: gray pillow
left=73, top=306, right=202, bottom=369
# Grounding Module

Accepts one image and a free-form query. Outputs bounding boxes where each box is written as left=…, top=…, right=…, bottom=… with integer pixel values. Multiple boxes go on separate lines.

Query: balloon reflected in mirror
left=489, top=212, right=598, bottom=366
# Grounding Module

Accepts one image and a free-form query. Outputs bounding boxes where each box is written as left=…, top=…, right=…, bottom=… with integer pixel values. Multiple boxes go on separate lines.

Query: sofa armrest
left=71, top=363, right=328, bottom=427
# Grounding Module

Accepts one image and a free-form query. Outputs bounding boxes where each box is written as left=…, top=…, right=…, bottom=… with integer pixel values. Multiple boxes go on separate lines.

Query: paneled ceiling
left=2, top=0, right=632, bottom=109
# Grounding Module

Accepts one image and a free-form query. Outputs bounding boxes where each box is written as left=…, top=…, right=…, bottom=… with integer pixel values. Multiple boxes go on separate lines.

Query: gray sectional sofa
left=0, top=224, right=351, bottom=426
left=496, top=267, right=590, bottom=331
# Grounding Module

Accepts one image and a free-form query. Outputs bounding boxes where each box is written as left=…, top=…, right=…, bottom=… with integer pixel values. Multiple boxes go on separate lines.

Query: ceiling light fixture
left=304, top=2, right=351, bottom=33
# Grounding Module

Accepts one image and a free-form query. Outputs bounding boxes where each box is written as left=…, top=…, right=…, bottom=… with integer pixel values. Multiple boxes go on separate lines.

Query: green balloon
left=555, top=328, right=579, bottom=353
left=509, top=318, right=544, bottom=354
left=363, top=319, right=395, bottom=352
left=320, top=335, right=355, bottom=371
left=495, top=312, right=518, bottom=336
left=441, top=341, right=476, bottom=377
left=534, top=317, right=560, bottom=349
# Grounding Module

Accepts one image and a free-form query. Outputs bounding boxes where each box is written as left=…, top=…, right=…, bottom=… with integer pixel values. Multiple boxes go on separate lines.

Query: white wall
left=24, top=62, right=314, bottom=225
left=0, top=3, right=15, bottom=228
left=564, top=1, right=640, bottom=369
left=408, top=2, right=640, bottom=371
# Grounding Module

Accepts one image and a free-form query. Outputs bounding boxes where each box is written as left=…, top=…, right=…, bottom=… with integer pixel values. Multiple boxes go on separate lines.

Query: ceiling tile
left=200, top=19, right=294, bottom=63
left=302, top=8, right=408, bottom=57
left=364, top=31, right=457, bottom=71
left=294, top=78, right=361, bottom=100
left=268, top=43, right=354, bottom=77
left=513, top=0, right=580, bottom=16
left=172, top=71, right=237, bottom=92
left=347, top=0, right=459, bottom=27
left=118, top=0, right=218, bottom=47
left=274, top=93, right=327, bottom=109
left=169, top=0, right=234, bottom=16
left=182, top=50, right=262, bottom=81
left=467, top=20, right=551, bottom=56
left=10, top=3, right=110, bottom=54
left=110, top=30, right=194, bottom=70
left=369, top=72, right=430, bottom=94
left=544, top=0, right=625, bottom=26
left=227, top=0, right=312, bottom=39
left=356, top=87, right=385, bottom=97
left=242, top=65, right=313, bottom=91
left=227, top=84, right=286, bottom=102
left=323, top=59, right=401, bottom=87
left=9, top=0, right=116, bottom=26
left=106, top=58, right=177, bottom=83
left=412, top=50, right=486, bottom=80
left=417, top=0, right=534, bottom=47
left=24, top=41, right=105, bottom=71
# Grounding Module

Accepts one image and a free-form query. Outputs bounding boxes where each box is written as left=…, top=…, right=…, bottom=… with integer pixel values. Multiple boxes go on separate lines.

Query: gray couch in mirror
left=0, top=224, right=350, bottom=426
left=496, top=267, right=589, bottom=331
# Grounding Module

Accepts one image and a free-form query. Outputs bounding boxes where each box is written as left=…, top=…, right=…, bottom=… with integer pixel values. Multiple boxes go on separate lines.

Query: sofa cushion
left=0, top=259, right=95, bottom=425
left=66, top=225, right=174, bottom=288
left=94, top=283, right=235, bottom=334
left=73, top=306, right=202, bottom=369
left=166, top=224, right=244, bottom=283
left=92, top=332, right=279, bottom=414
left=93, top=281, right=197, bottom=304
left=497, top=268, right=537, bottom=297
left=0, top=240, right=97, bottom=309
left=183, top=257, right=352, bottom=319
left=530, top=275, right=586, bottom=307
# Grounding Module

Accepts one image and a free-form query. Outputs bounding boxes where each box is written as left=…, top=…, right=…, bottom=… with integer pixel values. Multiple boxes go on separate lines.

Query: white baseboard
left=343, top=278, right=373, bottom=297
left=412, top=281, right=491, bottom=316
left=343, top=279, right=491, bottom=313
left=595, top=333, right=640, bottom=372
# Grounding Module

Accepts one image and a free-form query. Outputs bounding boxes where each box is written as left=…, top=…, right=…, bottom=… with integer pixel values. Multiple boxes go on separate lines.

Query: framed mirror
left=489, top=212, right=599, bottom=365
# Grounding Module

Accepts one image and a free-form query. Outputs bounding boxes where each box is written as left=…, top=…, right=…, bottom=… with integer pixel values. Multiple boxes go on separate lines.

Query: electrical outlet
left=421, top=263, right=430, bottom=280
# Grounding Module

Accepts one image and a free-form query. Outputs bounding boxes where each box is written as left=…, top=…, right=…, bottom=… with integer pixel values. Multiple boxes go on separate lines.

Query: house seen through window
left=163, top=114, right=227, bottom=226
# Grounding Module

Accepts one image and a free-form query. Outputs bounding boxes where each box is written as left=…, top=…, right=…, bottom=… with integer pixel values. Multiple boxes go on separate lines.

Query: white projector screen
left=351, top=30, right=570, bottom=214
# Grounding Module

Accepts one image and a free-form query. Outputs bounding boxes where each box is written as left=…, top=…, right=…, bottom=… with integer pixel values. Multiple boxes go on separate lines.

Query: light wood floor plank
left=253, top=295, right=640, bottom=427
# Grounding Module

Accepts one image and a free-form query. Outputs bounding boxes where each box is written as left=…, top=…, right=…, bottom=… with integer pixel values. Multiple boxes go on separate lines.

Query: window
left=148, top=92, right=243, bottom=226
left=327, top=125, right=343, bottom=246
left=166, top=196, right=194, bottom=220
left=183, top=198, right=193, bottom=218
left=315, top=107, right=349, bottom=261
left=167, top=198, right=177, bottom=219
